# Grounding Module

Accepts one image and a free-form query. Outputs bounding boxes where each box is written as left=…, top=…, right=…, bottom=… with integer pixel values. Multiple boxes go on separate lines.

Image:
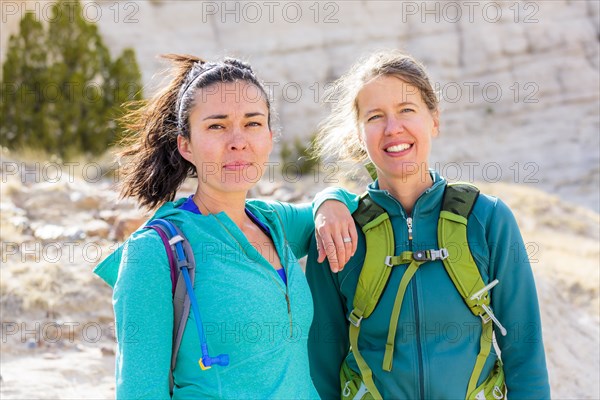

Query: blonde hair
left=313, top=50, right=438, bottom=167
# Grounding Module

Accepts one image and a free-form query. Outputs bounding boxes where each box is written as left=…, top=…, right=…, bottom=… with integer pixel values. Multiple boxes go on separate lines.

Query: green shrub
left=0, top=0, right=143, bottom=158
left=279, top=132, right=320, bottom=176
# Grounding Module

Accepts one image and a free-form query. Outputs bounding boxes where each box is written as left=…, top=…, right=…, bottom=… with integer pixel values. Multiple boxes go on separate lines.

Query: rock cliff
left=2, top=1, right=598, bottom=209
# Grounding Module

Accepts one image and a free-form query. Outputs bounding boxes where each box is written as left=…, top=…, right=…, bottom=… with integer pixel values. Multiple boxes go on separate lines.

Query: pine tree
left=45, top=0, right=110, bottom=156
left=105, top=48, right=144, bottom=147
left=0, top=13, right=48, bottom=149
left=0, top=0, right=143, bottom=157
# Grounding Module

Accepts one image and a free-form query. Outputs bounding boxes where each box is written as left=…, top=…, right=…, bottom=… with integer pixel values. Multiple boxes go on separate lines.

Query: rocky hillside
left=0, top=153, right=598, bottom=398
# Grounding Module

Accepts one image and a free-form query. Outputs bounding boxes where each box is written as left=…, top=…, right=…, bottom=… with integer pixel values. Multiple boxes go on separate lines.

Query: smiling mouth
left=385, top=143, right=412, bottom=153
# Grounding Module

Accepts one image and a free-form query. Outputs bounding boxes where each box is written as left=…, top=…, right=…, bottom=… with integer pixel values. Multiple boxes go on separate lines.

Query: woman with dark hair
left=95, top=54, right=356, bottom=399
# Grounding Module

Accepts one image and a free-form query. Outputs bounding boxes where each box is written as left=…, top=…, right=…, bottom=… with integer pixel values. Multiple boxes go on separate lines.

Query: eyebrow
left=363, top=102, right=418, bottom=116
left=245, top=112, right=266, bottom=118
left=203, top=112, right=266, bottom=121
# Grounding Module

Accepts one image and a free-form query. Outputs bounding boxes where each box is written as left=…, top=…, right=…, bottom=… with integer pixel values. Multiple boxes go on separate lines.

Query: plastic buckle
left=174, top=256, right=189, bottom=270
left=348, top=310, right=363, bottom=327
left=493, top=386, right=505, bottom=399
left=384, top=256, right=394, bottom=267
left=342, top=381, right=351, bottom=397
left=430, top=248, right=449, bottom=260
left=470, top=279, right=508, bottom=336
left=413, top=248, right=449, bottom=261
left=168, top=234, right=184, bottom=246
left=412, top=251, right=428, bottom=261
left=479, top=303, right=508, bottom=336
left=479, top=312, right=492, bottom=324
left=470, top=279, right=499, bottom=301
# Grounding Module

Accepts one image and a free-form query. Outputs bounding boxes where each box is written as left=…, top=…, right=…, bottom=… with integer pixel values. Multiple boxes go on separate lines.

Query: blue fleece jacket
left=94, top=198, right=319, bottom=399
left=308, top=171, right=550, bottom=399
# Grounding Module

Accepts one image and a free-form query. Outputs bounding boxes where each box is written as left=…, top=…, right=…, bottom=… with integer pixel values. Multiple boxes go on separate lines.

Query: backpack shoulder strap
left=345, top=193, right=395, bottom=400
left=438, top=183, right=486, bottom=313
left=350, top=192, right=395, bottom=325
left=438, top=183, right=507, bottom=398
left=145, top=218, right=196, bottom=395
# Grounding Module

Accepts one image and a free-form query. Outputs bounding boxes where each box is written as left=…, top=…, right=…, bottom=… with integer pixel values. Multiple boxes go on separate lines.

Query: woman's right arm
left=112, top=230, right=173, bottom=399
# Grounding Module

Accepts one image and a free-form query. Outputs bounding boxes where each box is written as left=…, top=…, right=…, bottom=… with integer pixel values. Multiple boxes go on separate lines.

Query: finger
left=349, top=223, right=358, bottom=256
left=317, top=236, right=326, bottom=263
left=341, top=234, right=353, bottom=269
left=315, top=228, right=323, bottom=261
left=324, top=240, right=340, bottom=273
left=331, top=234, right=347, bottom=272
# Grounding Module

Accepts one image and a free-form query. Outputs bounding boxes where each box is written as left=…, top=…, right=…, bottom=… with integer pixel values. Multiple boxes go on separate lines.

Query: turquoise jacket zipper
left=391, top=191, right=426, bottom=400
left=407, top=214, right=424, bottom=400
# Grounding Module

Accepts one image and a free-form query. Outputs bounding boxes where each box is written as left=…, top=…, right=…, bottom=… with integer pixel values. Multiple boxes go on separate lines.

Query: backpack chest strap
left=381, top=247, right=449, bottom=372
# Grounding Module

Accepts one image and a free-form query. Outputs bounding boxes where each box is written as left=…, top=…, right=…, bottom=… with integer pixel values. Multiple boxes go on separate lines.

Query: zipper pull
left=285, top=293, right=291, bottom=314
left=407, top=217, right=413, bottom=241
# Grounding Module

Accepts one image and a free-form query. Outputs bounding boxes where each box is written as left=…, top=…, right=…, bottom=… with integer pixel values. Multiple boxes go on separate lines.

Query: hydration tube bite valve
left=199, top=343, right=230, bottom=370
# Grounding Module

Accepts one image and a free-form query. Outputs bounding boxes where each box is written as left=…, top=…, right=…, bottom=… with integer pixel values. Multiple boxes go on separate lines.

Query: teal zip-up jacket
left=94, top=198, right=319, bottom=399
left=308, top=171, right=550, bottom=399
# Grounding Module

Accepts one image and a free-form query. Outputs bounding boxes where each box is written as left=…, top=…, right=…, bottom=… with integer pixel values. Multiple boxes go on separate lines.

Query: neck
left=193, top=188, right=248, bottom=228
left=378, top=169, right=433, bottom=216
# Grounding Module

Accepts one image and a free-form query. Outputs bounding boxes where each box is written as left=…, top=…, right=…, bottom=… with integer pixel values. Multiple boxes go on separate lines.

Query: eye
left=400, top=108, right=415, bottom=113
left=246, top=121, right=262, bottom=127
left=208, top=124, right=225, bottom=130
left=366, top=114, right=382, bottom=122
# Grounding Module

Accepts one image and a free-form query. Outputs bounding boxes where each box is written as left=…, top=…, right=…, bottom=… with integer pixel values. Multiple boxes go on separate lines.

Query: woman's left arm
left=486, top=199, right=551, bottom=398
left=267, top=200, right=315, bottom=258
left=266, top=187, right=359, bottom=269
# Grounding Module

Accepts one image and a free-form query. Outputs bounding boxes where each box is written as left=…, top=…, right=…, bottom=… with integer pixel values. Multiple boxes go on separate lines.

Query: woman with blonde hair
left=307, top=51, right=550, bottom=399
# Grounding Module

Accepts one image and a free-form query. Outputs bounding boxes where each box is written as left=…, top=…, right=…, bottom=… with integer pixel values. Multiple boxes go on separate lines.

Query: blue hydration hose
left=152, top=219, right=229, bottom=370
left=180, top=266, right=229, bottom=369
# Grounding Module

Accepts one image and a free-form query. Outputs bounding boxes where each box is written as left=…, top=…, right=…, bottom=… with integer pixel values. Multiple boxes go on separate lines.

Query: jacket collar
left=366, top=170, right=447, bottom=219
left=94, top=198, right=282, bottom=288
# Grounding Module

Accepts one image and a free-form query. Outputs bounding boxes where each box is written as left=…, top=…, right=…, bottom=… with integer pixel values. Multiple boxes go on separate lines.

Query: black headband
left=177, top=62, right=217, bottom=129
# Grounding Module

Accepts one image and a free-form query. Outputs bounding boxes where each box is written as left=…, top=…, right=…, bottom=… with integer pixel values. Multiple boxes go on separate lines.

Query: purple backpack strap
left=145, top=224, right=177, bottom=294
left=144, top=219, right=197, bottom=394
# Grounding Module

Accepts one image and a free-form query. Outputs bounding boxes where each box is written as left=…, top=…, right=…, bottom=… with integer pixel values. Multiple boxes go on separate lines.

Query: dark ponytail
left=117, top=54, right=271, bottom=210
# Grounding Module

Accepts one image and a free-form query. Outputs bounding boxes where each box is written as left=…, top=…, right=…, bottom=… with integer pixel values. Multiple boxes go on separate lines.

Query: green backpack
left=340, top=182, right=507, bottom=400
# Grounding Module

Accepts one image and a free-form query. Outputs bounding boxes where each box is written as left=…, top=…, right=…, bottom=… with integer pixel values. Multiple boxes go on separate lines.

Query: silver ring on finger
left=342, top=237, right=352, bottom=243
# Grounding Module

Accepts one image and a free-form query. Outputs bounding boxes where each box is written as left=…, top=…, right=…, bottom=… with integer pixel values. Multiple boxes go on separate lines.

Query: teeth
left=386, top=144, right=411, bottom=153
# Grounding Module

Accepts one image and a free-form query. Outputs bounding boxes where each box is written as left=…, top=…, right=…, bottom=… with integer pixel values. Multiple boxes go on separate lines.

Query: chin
left=220, top=181, right=258, bottom=194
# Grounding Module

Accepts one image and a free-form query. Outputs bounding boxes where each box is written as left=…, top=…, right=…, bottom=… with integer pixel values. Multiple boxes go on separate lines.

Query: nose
left=228, top=128, right=248, bottom=151
left=384, top=115, right=404, bottom=136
